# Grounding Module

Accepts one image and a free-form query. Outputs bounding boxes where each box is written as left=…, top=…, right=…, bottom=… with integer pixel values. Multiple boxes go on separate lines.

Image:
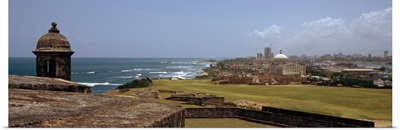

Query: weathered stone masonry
left=33, top=22, right=74, bottom=81
left=185, top=108, right=374, bottom=127
left=9, top=75, right=90, bottom=93
left=8, top=89, right=185, bottom=128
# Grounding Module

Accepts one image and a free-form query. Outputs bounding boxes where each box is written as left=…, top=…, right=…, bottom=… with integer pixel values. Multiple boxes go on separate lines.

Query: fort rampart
left=166, top=96, right=224, bottom=106
left=9, top=75, right=90, bottom=93
left=144, top=109, right=185, bottom=127
left=185, top=107, right=374, bottom=127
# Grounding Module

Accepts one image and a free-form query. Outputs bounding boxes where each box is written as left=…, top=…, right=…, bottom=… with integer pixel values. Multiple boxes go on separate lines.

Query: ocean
left=9, top=57, right=214, bottom=94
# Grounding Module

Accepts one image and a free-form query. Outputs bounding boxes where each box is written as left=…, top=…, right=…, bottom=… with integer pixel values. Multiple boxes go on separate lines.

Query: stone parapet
left=9, top=75, right=90, bottom=93
left=9, top=89, right=185, bottom=128
left=185, top=107, right=374, bottom=127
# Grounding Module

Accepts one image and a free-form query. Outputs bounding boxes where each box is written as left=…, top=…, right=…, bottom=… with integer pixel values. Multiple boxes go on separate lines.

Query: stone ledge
left=9, top=75, right=90, bottom=93
left=9, top=89, right=184, bottom=127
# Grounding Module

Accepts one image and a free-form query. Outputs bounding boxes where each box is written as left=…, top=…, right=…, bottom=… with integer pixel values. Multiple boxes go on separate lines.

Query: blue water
left=9, top=57, right=213, bottom=94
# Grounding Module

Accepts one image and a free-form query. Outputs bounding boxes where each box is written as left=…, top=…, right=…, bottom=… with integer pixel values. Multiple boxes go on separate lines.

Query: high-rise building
left=264, top=45, right=272, bottom=60
left=256, top=53, right=263, bottom=59
left=384, top=51, right=388, bottom=59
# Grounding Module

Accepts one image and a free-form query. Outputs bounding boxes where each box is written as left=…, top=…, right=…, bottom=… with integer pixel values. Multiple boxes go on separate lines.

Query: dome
left=274, top=54, right=288, bottom=59
left=33, top=22, right=73, bottom=52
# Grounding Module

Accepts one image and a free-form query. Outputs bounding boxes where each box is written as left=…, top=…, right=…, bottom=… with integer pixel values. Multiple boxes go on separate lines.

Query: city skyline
left=8, top=0, right=392, bottom=58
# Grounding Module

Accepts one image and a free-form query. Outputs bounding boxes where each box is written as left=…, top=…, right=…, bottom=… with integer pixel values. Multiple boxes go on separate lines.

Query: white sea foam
left=121, top=69, right=133, bottom=72
left=121, top=68, right=151, bottom=72
left=157, top=71, right=188, bottom=79
left=149, top=71, right=167, bottom=74
left=133, top=68, right=151, bottom=71
left=77, top=82, right=123, bottom=87
left=171, top=61, right=199, bottom=64
left=173, top=71, right=186, bottom=75
left=136, top=74, right=142, bottom=76
left=87, top=71, right=95, bottom=74
left=165, top=66, right=193, bottom=69
left=114, top=76, right=134, bottom=79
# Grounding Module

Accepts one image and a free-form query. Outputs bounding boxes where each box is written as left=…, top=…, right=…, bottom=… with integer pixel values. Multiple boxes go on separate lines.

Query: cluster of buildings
left=308, top=61, right=392, bottom=87
left=208, top=46, right=307, bottom=85
left=209, top=44, right=392, bottom=88
left=216, top=46, right=307, bottom=77
left=255, top=45, right=306, bottom=77
left=288, top=51, right=392, bottom=63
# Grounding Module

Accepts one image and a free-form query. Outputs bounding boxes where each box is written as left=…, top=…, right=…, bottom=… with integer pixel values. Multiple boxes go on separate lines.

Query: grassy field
left=121, top=79, right=392, bottom=121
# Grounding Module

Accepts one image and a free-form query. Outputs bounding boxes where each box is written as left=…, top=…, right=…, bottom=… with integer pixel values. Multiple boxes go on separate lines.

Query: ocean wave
left=87, top=71, right=95, bottom=74
left=121, top=68, right=151, bottom=72
left=134, top=68, right=150, bottom=71
left=171, top=61, right=198, bottom=64
left=113, top=76, right=134, bottom=79
left=173, top=71, right=186, bottom=75
left=149, top=71, right=167, bottom=74
left=77, top=82, right=123, bottom=87
left=121, top=69, right=133, bottom=72
left=157, top=71, right=188, bottom=79
left=165, top=66, right=193, bottom=69
left=161, top=61, right=200, bottom=64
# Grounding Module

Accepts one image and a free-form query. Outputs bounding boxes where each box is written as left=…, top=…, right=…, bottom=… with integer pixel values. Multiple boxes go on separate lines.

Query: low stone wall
left=9, top=75, right=90, bottom=93
left=166, top=97, right=224, bottom=106
left=185, top=107, right=374, bottom=127
left=261, top=106, right=374, bottom=127
left=158, top=89, right=184, bottom=94
left=236, top=108, right=349, bottom=127
left=257, top=76, right=273, bottom=84
left=9, top=83, right=90, bottom=93
left=185, top=108, right=236, bottom=118
left=145, top=108, right=185, bottom=127
left=228, top=76, right=253, bottom=84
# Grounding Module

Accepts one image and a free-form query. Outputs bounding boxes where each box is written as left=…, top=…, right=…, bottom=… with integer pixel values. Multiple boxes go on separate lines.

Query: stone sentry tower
left=32, top=22, right=74, bottom=81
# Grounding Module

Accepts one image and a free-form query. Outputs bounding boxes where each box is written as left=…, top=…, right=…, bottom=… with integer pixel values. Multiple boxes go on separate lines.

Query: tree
left=379, top=66, right=386, bottom=71
left=115, top=78, right=153, bottom=89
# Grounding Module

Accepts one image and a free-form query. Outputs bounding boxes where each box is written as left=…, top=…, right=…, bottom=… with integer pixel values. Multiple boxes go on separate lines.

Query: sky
left=8, top=0, right=392, bottom=58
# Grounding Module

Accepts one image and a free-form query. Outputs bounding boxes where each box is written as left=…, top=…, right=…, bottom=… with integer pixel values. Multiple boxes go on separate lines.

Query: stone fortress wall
left=8, top=75, right=374, bottom=128
left=8, top=76, right=184, bottom=128
left=185, top=107, right=374, bottom=127
left=9, top=75, right=91, bottom=93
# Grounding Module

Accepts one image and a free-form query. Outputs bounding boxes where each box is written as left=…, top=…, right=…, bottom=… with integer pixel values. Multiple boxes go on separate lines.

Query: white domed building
left=272, top=50, right=290, bottom=64
left=263, top=50, right=306, bottom=76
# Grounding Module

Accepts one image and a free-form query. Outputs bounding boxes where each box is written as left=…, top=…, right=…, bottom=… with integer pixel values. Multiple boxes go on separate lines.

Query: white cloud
left=248, top=24, right=283, bottom=41
left=352, top=7, right=392, bottom=38
left=299, top=17, right=348, bottom=38
left=249, top=7, right=392, bottom=56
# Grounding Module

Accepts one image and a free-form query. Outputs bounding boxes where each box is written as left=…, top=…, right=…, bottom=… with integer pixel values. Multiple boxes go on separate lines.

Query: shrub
left=115, top=78, right=153, bottom=89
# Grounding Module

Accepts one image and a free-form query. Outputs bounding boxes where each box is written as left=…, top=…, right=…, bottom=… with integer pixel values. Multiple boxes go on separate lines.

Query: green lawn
left=125, top=79, right=392, bottom=121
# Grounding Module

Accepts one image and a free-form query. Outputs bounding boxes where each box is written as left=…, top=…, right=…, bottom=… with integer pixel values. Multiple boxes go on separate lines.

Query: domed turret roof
left=273, top=50, right=288, bottom=59
left=274, top=54, right=288, bottom=59
left=33, top=22, right=74, bottom=53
